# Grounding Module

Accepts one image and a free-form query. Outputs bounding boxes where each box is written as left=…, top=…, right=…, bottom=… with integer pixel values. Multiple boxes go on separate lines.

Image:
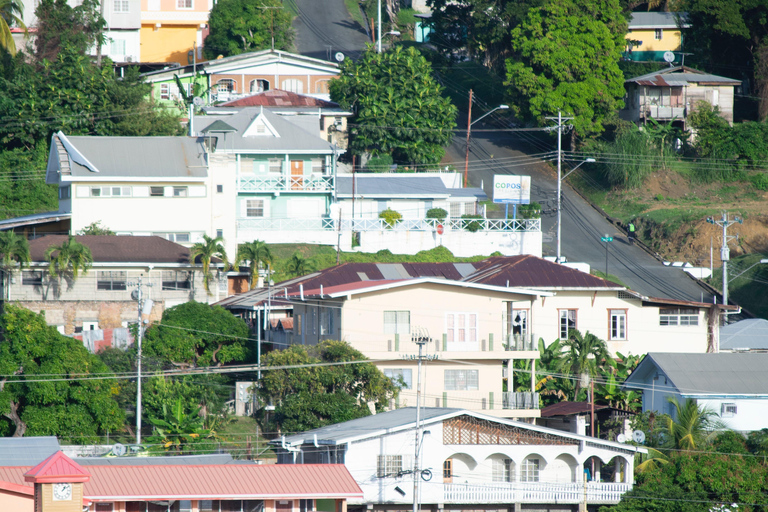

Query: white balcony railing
left=503, top=392, right=540, bottom=410
left=238, top=175, right=333, bottom=193
left=444, top=481, right=632, bottom=504
left=237, top=217, right=541, bottom=233
left=238, top=218, right=335, bottom=231
left=504, top=333, right=538, bottom=351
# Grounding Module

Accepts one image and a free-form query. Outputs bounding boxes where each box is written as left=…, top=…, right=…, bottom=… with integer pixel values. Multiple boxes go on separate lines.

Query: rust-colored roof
left=464, top=255, right=618, bottom=288
left=540, top=401, right=612, bottom=417
left=1, top=464, right=361, bottom=500
left=24, top=451, right=90, bottom=484
left=270, top=317, right=294, bottom=330
left=28, top=235, right=220, bottom=265
left=221, top=89, right=339, bottom=108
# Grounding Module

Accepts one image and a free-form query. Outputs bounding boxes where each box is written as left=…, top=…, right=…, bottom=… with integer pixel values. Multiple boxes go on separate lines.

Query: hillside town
left=0, top=1, right=767, bottom=512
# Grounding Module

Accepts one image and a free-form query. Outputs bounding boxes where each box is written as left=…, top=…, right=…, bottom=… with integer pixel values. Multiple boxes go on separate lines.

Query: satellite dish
left=193, top=96, right=204, bottom=106
left=616, top=433, right=627, bottom=443
left=335, top=52, right=345, bottom=62
left=633, top=430, right=646, bottom=444
left=663, top=51, right=675, bottom=63
left=112, top=443, right=127, bottom=456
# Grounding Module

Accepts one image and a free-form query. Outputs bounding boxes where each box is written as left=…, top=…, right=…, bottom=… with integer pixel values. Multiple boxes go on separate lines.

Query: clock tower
left=24, top=451, right=90, bottom=512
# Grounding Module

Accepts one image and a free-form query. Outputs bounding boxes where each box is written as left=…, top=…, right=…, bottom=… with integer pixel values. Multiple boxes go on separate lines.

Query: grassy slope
left=218, top=416, right=275, bottom=460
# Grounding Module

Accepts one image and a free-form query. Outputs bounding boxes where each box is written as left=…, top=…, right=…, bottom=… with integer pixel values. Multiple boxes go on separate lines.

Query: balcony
left=502, top=392, right=539, bottom=410
left=443, top=481, right=632, bottom=505
left=643, top=105, right=686, bottom=120
left=340, top=218, right=541, bottom=232
left=238, top=175, right=333, bottom=193
left=504, top=333, right=538, bottom=351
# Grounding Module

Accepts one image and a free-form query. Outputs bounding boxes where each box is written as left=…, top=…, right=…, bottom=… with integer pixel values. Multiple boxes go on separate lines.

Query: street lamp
left=377, top=30, right=401, bottom=52
left=376, top=0, right=400, bottom=53
left=556, top=158, right=595, bottom=263
left=463, top=101, right=509, bottom=187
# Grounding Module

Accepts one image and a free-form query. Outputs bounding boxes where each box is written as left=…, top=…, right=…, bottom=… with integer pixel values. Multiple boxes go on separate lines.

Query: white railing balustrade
left=443, top=481, right=632, bottom=504
left=505, top=333, right=538, bottom=351
left=502, top=392, right=540, bottom=410
left=238, top=218, right=335, bottom=231
left=236, top=217, right=541, bottom=232
left=238, top=175, right=334, bottom=192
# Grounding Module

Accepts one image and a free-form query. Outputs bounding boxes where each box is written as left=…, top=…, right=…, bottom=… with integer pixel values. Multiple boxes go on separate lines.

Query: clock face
left=52, top=482, right=72, bottom=501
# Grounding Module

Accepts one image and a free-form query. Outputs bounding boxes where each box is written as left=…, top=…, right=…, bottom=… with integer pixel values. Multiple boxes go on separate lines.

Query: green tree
left=285, top=251, right=315, bottom=278
left=190, top=234, right=228, bottom=294
left=203, top=0, right=293, bottom=59
left=142, top=301, right=250, bottom=367
left=45, top=235, right=93, bottom=293
left=33, top=0, right=105, bottom=62
left=0, top=147, right=57, bottom=218
left=234, top=240, right=272, bottom=289
left=504, top=0, right=627, bottom=139
left=329, top=45, right=457, bottom=164
left=77, top=221, right=115, bottom=236
left=662, top=397, right=724, bottom=451
left=0, top=230, right=30, bottom=293
left=0, top=0, right=25, bottom=56
left=257, top=340, right=399, bottom=433
left=0, top=305, right=124, bottom=439
left=557, top=329, right=609, bottom=400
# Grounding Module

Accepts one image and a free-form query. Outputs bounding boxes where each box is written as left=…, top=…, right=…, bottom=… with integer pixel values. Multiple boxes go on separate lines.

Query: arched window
left=281, top=79, right=303, bottom=94
left=216, top=78, right=236, bottom=93
left=315, top=80, right=330, bottom=94
left=250, top=79, right=270, bottom=93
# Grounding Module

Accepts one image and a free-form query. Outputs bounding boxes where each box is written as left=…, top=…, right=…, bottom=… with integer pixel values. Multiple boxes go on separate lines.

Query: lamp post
left=377, top=30, right=400, bottom=52
left=376, top=0, right=400, bottom=52
left=463, top=95, right=508, bottom=187
left=556, top=157, right=595, bottom=263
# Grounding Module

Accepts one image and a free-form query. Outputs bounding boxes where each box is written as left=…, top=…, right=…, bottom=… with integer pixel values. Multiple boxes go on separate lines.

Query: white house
left=273, top=408, right=646, bottom=512
left=622, top=352, right=768, bottom=432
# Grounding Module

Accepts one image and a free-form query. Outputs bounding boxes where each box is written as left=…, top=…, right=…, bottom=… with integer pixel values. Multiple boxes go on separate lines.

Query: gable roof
left=24, top=451, right=90, bottom=484
left=195, top=108, right=335, bottom=153
left=464, top=255, right=621, bottom=289
left=336, top=175, right=487, bottom=200
left=221, top=89, right=339, bottom=108
left=628, top=12, right=689, bottom=29
left=28, top=235, right=219, bottom=266
left=47, top=132, right=208, bottom=181
left=0, top=464, right=362, bottom=501
left=626, top=66, right=741, bottom=86
left=720, top=318, right=768, bottom=351
left=623, top=352, right=768, bottom=395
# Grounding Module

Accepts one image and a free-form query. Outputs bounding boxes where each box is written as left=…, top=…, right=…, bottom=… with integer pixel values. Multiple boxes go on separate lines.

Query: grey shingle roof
left=0, top=437, right=60, bottom=466
left=336, top=176, right=449, bottom=197
left=61, top=135, right=208, bottom=178
left=627, top=353, right=768, bottom=395
left=720, top=319, right=768, bottom=351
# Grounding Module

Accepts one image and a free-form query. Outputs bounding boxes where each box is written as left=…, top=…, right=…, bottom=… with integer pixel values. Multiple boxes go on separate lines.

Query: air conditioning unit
left=126, top=56, right=133, bottom=62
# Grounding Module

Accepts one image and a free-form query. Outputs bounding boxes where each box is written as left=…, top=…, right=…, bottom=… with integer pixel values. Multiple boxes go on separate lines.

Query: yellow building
left=625, top=12, right=690, bottom=63
left=140, top=0, right=211, bottom=65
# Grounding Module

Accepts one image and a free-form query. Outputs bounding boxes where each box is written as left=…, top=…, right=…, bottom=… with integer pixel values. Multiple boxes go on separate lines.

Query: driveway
left=290, top=0, right=371, bottom=61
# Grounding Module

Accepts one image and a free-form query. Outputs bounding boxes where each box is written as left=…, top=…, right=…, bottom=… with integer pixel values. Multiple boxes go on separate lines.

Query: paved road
left=445, top=130, right=717, bottom=303
left=290, top=0, right=370, bottom=61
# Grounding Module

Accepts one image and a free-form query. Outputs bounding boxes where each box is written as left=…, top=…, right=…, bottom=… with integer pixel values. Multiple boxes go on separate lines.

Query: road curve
left=290, top=0, right=370, bottom=61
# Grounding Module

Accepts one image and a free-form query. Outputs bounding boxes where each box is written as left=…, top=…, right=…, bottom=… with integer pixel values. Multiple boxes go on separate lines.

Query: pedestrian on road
left=628, top=222, right=636, bottom=245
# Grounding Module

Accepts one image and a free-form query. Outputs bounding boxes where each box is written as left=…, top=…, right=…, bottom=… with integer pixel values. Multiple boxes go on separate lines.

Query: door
left=291, top=160, right=304, bottom=190
left=443, top=458, right=453, bottom=483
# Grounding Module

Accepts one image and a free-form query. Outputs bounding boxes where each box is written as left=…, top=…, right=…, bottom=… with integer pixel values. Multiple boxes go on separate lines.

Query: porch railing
left=236, top=217, right=541, bottom=232
left=502, top=392, right=540, bottom=410
left=238, top=175, right=333, bottom=193
left=444, top=481, right=632, bottom=504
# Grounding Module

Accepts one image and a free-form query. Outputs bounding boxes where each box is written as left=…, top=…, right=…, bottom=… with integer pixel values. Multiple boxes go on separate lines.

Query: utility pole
left=706, top=211, right=742, bottom=307
left=411, top=327, right=430, bottom=512
left=546, top=111, right=573, bottom=263
left=377, top=0, right=382, bottom=53
left=463, top=89, right=473, bottom=188
left=129, top=276, right=153, bottom=445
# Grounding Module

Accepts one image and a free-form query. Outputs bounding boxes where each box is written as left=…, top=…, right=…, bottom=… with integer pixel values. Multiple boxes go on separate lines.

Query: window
left=58, top=186, right=71, bottom=199
left=377, top=455, right=403, bottom=477
left=450, top=202, right=461, bottom=218
left=559, top=309, right=577, bottom=339
left=384, top=369, right=412, bottom=389
left=246, top=199, right=264, bottom=217
left=113, top=0, right=129, bottom=12
left=444, top=369, right=479, bottom=391
left=216, top=79, right=236, bottom=93
left=268, top=158, right=282, bottom=173
left=97, top=271, right=127, bottom=291
left=654, top=28, right=663, bottom=40
left=153, top=232, right=190, bottom=243
left=281, top=79, right=303, bottom=94
left=311, top=157, right=324, bottom=174
left=521, top=458, right=540, bottom=482
left=90, top=186, right=131, bottom=197
left=446, top=313, right=478, bottom=343
left=319, top=309, right=333, bottom=335
left=610, top=309, right=627, bottom=340
left=216, top=184, right=223, bottom=193
left=95, top=503, right=114, bottom=511
left=160, top=83, right=170, bottom=100
left=659, top=308, right=699, bottom=326
left=315, top=80, right=330, bottom=94
left=299, top=500, right=313, bottom=512
left=216, top=229, right=224, bottom=239
left=443, top=459, right=452, bottom=480
left=22, top=271, right=43, bottom=286
left=177, top=0, right=193, bottom=8
left=111, top=39, right=126, bottom=55
left=383, top=310, right=410, bottom=335
left=162, top=271, right=191, bottom=290
left=721, top=403, right=737, bottom=417
left=492, top=458, right=512, bottom=482
left=250, top=79, right=269, bottom=93
left=173, top=186, right=188, bottom=197
left=150, top=186, right=165, bottom=197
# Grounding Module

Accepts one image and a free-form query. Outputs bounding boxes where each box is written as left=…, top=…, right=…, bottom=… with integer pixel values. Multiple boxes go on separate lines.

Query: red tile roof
left=221, top=89, right=339, bottom=108
left=1, top=464, right=362, bottom=501
left=24, top=451, right=90, bottom=484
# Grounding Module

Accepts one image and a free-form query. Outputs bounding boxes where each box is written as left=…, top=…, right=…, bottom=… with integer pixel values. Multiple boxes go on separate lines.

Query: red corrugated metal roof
left=221, top=90, right=339, bottom=108
left=2, top=464, right=362, bottom=500
left=465, top=255, right=617, bottom=288
left=24, top=452, right=89, bottom=483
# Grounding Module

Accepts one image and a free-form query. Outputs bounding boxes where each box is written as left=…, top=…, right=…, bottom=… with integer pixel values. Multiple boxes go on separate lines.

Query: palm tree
left=663, top=397, right=724, bottom=451
left=233, top=240, right=271, bottom=289
left=45, top=235, right=92, bottom=289
left=0, top=230, right=30, bottom=299
left=558, top=329, right=609, bottom=400
left=0, top=0, right=26, bottom=56
left=189, top=234, right=228, bottom=294
left=285, top=251, right=315, bottom=278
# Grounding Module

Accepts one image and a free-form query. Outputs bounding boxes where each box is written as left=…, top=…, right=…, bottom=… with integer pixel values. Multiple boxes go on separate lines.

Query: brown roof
left=463, top=255, right=618, bottom=288
left=28, top=235, right=218, bottom=265
left=221, top=89, right=339, bottom=108
left=0, top=463, right=362, bottom=500
left=539, top=401, right=612, bottom=417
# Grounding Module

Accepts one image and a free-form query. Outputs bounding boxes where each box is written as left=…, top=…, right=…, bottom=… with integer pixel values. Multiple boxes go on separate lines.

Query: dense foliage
left=329, top=46, right=457, bottom=164
left=0, top=305, right=124, bottom=440
left=257, top=340, right=399, bottom=433
left=204, top=0, right=293, bottom=59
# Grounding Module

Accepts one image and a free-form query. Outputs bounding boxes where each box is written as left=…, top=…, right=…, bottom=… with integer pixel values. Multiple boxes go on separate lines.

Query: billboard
left=493, top=175, right=531, bottom=204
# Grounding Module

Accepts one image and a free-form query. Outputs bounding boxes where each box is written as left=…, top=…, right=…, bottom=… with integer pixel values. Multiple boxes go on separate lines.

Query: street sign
left=601, top=236, right=613, bottom=242
left=436, top=224, right=444, bottom=235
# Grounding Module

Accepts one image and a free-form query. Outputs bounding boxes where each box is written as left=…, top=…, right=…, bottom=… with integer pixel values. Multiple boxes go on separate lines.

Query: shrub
left=517, top=202, right=541, bottom=219
left=366, top=153, right=394, bottom=173
left=379, top=208, right=402, bottom=228
left=461, top=214, right=483, bottom=232
left=426, top=207, right=448, bottom=220
left=751, top=173, right=768, bottom=191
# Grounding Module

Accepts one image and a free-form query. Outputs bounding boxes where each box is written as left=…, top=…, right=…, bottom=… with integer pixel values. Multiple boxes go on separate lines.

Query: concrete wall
left=626, top=28, right=682, bottom=53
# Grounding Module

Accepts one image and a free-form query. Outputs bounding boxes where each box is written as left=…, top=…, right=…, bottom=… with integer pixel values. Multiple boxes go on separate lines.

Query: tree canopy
left=329, top=45, right=457, bottom=165
left=504, top=0, right=627, bottom=139
left=0, top=305, right=124, bottom=440
left=203, top=0, right=293, bottom=59
left=257, top=340, right=399, bottom=433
